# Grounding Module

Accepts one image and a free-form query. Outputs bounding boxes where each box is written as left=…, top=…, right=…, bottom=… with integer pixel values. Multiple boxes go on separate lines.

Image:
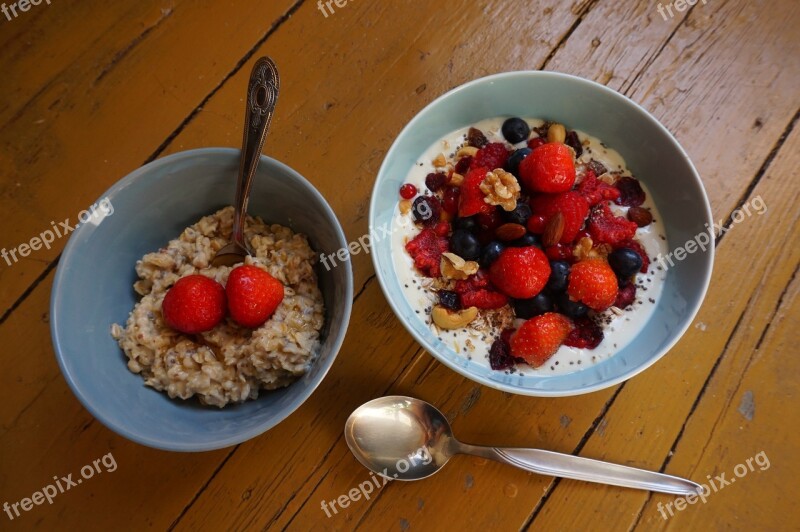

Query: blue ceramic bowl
left=51, top=148, right=353, bottom=451
left=369, top=71, right=713, bottom=396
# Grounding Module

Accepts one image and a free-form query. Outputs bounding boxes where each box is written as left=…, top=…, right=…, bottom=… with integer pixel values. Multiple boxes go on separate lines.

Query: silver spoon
left=212, top=56, right=280, bottom=267
left=345, top=396, right=701, bottom=496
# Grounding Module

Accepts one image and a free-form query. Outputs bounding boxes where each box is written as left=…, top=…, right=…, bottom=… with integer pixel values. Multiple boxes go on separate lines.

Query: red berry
left=225, top=265, right=285, bottom=328
left=433, top=221, right=451, bottom=237
left=460, top=289, right=508, bottom=310
left=489, top=337, right=515, bottom=370
left=563, top=317, right=604, bottom=349
left=442, top=185, right=460, bottom=216
left=518, top=142, right=576, bottom=193
left=454, top=156, right=472, bottom=174
left=162, top=275, right=226, bottom=334
left=405, top=228, right=449, bottom=277
left=614, top=176, right=646, bottom=207
left=458, top=167, right=493, bottom=218
left=526, top=214, right=548, bottom=234
left=489, top=246, right=551, bottom=299
left=454, top=270, right=491, bottom=294
left=527, top=137, right=546, bottom=150
left=477, top=208, right=502, bottom=230
left=577, top=170, right=620, bottom=206
left=510, top=313, right=573, bottom=367
left=614, top=281, right=637, bottom=309
left=470, top=142, right=509, bottom=171
left=425, top=172, right=447, bottom=192
left=587, top=203, right=638, bottom=245
left=530, top=191, right=590, bottom=243
left=567, top=259, right=619, bottom=311
left=399, top=183, right=417, bottom=199
left=545, top=243, right=574, bottom=261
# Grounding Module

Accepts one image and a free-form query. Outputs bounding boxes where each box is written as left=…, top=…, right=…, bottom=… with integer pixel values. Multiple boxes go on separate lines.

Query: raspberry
left=454, top=270, right=491, bottom=294
left=405, top=228, right=449, bottom=277
left=615, top=239, right=650, bottom=273
left=455, top=156, right=472, bottom=174
left=489, top=337, right=515, bottom=370
left=162, top=275, right=226, bottom=334
left=425, top=172, right=447, bottom=192
left=226, top=265, right=285, bottom=328
left=567, top=258, right=619, bottom=311
left=563, top=317, right=604, bottom=349
left=399, top=183, right=417, bottom=199
left=587, top=203, right=638, bottom=245
left=470, top=142, right=509, bottom=171
left=614, top=176, right=646, bottom=207
left=510, top=313, right=573, bottom=367
left=458, top=167, right=493, bottom=218
left=442, top=185, right=460, bottom=216
left=530, top=191, right=590, bottom=243
left=460, top=289, right=508, bottom=309
left=518, top=142, right=576, bottom=193
left=614, top=281, right=637, bottom=309
left=577, top=170, right=620, bottom=206
left=489, top=246, right=551, bottom=299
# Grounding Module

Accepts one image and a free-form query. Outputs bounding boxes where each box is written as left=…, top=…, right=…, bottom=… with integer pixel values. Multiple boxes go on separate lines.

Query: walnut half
left=479, top=169, right=520, bottom=211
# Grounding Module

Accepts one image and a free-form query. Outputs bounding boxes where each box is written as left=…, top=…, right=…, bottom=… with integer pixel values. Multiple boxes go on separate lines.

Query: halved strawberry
left=529, top=191, right=590, bottom=243
left=510, top=313, right=573, bottom=367
left=458, top=167, right=493, bottom=217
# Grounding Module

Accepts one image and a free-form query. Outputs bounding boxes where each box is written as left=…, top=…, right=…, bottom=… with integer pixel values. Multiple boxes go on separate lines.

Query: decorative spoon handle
left=458, top=444, right=700, bottom=496
left=232, top=56, right=280, bottom=248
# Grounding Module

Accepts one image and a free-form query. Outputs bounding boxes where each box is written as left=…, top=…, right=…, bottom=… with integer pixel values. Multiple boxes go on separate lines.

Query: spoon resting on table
left=345, top=396, right=701, bottom=496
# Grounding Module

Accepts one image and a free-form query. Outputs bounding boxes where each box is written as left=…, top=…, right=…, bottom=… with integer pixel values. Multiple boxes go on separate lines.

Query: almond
left=542, top=212, right=565, bottom=247
left=495, top=223, right=527, bottom=241
left=627, top=206, right=653, bottom=227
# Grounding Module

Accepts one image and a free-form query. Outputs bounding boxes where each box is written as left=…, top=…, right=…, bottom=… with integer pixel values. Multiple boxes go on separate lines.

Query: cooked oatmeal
left=110, top=206, right=324, bottom=408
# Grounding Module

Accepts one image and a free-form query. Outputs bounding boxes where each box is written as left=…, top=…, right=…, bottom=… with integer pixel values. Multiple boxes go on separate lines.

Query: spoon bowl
left=346, top=396, right=702, bottom=496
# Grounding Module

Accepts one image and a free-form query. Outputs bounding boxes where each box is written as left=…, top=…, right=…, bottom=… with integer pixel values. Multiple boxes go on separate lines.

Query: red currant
left=399, top=183, right=417, bottom=199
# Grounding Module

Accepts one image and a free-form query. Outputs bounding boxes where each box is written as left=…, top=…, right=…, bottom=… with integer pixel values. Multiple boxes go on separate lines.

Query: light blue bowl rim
left=50, top=147, right=353, bottom=450
left=369, top=70, right=714, bottom=397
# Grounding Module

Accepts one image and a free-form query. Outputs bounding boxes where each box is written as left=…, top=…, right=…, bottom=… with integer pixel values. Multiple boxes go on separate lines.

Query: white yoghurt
left=391, top=118, right=668, bottom=376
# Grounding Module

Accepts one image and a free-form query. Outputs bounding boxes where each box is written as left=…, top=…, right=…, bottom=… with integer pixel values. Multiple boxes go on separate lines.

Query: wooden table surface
left=1, top=0, right=798, bottom=530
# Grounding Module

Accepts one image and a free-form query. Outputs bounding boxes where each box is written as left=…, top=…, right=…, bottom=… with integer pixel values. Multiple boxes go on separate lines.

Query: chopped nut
left=440, top=252, right=479, bottom=280
left=399, top=199, right=412, bottom=214
left=573, top=236, right=612, bottom=261
left=433, top=153, right=447, bottom=167
left=457, top=146, right=479, bottom=158
left=542, top=212, right=565, bottom=247
left=547, top=123, right=567, bottom=144
left=479, top=168, right=520, bottom=211
left=495, top=223, right=526, bottom=241
left=599, top=173, right=617, bottom=185
left=450, top=173, right=464, bottom=186
left=432, top=306, right=479, bottom=330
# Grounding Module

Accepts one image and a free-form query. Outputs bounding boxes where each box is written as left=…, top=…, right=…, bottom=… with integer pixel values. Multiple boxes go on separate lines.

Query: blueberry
left=501, top=117, right=531, bottom=144
left=438, top=290, right=460, bottom=311
left=503, top=202, right=532, bottom=226
left=480, top=241, right=505, bottom=268
left=450, top=229, right=481, bottom=261
left=506, top=148, right=531, bottom=176
left=547, top=261, right=570, bottom=292
left=608, top=248, right=643, bottom=278
left=412, top=196, right=440, bottom=225
left=510, top=233, right=541, bottom=248
left=453, top=216, right=478, bottom=233
left=513, top=293, right=553, bottom=319
left=556, top=292, right=589, bottom=319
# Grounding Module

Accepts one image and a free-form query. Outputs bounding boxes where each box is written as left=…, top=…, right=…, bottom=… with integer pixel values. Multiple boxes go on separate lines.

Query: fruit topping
left=488, top=246, right=551, bottom=299
left=226, top=265, right=285, bottom=329
left=501, top=117, right=531, bottom=144
left=567, top=258, right=619, bottom=311
left=510, top=312, right=573, bottom=367
left=162, top=275, right=227, bottom=334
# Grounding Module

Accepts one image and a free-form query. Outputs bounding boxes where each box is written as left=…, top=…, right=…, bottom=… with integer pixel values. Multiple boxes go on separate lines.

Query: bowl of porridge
left=369, top=71, right=713, bottom=396
left=51, top=148, right=352, bottom=451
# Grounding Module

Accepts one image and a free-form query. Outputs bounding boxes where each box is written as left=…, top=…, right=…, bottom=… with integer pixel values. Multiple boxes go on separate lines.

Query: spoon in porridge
left=212, top=56, right=280, bottom=267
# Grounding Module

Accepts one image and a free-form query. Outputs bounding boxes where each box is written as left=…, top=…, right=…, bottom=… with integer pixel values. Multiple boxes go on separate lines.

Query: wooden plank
left=528, top=121, right=799, bottom=531
left=0, top=0, right=299, bottom=314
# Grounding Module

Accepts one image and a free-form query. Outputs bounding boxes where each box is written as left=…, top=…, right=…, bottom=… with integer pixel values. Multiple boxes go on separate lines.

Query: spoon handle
left=232, top=56, right=280, bottom=247
left=459, top=444, right=700, bottom=496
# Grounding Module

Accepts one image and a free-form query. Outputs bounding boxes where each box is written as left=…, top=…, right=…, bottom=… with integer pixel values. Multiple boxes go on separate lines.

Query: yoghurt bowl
left=369, top=71, right=713, bottom=396
left=51, top=148, right=353, bottom=451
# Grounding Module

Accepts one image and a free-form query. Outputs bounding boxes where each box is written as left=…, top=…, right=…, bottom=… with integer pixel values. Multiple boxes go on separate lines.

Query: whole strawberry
left=519, top=142, right=576, bottom=193
left=489, top=246, right=551, bottom=299
left=162, top=274, right=226, bottom=334
left=226, top=265, right=285, bottom=328
left=510, top=312, right=573, bottom=367
left=567, top=258, right=619, bottom=311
